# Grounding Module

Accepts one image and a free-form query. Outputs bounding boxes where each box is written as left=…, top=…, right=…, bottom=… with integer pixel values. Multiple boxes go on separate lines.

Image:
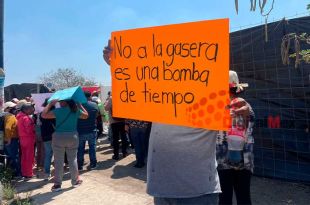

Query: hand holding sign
left=48, top=86, right=87, bottom=104
left=49, top=99, right=59, bottom=106
left=103, top=40, right=112, bottom=65
left=110, top=19, right=230, bottom=130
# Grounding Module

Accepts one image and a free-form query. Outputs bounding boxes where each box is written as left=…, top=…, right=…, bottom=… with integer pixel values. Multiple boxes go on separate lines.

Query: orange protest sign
left=111, top=18, right=230, bottom=130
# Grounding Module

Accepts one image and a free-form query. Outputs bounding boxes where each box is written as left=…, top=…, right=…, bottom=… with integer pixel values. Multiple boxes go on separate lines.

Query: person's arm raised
left=78, top=104, right=89, bottom=119
left=41, top=99, right=57, bottom=119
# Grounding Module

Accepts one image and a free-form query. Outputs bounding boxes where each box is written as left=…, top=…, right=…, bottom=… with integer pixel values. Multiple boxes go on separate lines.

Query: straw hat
left=16, top=99, right=28, bottom=110
left=3, top=102, right=16, bottom=110
left=229, top=70, right=248, bottom=93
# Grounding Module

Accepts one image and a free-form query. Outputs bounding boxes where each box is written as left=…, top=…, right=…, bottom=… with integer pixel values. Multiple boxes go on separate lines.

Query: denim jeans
left=43, top=140, right=53, bottom=175
left=130, top=127, right=148, bottom=165
left=4, top=138, right=21, bottom=176
left=77, top=132, right=97, bottom=167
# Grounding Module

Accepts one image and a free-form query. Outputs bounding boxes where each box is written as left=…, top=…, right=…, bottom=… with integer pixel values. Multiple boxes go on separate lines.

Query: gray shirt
left=147, top=123, right=221, bottom=198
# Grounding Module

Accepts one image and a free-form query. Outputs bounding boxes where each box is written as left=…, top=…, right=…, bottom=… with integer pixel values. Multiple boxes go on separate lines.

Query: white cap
left=11, top=98, right=19, bottom=103
left=92, top=96, right=101, bottom=103
left=16, top=99, right=28, bottom=109
left=229, top=70, right=248, bottom=92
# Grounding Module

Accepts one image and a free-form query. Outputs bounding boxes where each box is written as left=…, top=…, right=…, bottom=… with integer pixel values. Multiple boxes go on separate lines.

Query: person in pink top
left=17, top=103, right=36, bottom=179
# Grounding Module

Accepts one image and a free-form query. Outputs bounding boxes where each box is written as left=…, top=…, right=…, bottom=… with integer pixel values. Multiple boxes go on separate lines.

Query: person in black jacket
left=40, top=99, right=56, bottom=180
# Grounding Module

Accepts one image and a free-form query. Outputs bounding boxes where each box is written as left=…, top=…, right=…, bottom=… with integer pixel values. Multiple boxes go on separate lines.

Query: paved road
left=14, top=138, right=310, bottom=205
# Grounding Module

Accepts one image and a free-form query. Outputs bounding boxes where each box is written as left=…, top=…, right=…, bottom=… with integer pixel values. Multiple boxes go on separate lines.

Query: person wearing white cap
left=4, top=102, right=17, bottom=112
left=3, top=101, right=21, bottom=177
left=216, top=70, right=255, bottom=205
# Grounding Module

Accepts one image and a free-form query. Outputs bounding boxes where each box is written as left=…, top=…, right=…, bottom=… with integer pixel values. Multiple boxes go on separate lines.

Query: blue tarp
left=48, top=86, right=87, bottom=104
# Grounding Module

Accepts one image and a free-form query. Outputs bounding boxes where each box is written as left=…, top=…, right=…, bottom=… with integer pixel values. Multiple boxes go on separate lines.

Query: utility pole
left=0, top=0, right=4, bottom=158
left=0, top=0, right=3, bottom=69
left=0, top=0, right=4, bottom=112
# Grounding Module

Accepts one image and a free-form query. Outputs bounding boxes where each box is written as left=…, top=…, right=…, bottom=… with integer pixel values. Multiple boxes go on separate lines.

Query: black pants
left=145, top=122, right=152, bottom=155
left=96, top=116, right=103, bottom=139
left=111, top=122, right=128, bottom=157
left=218, top=169, right=252, bottom=205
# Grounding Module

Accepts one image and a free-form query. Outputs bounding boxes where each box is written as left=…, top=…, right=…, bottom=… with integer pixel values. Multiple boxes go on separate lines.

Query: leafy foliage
left=0, top=167, right=13, bottom=184
left=40, top=68, right=97, bottom=90
left=11, top=193, right=33, bottom=205
left=289, top=49, right=310, bottom=63
left=282, top=32, right=310, bottom=67
left=3, top=183, right=15, bottom=200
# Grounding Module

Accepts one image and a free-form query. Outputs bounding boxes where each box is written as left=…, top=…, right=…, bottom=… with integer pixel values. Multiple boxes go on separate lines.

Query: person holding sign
left=216, top=71, right=254, bottom=205
left=103, top=42, right=220, bottom=204
left=42, top=99, right=88, bottom=192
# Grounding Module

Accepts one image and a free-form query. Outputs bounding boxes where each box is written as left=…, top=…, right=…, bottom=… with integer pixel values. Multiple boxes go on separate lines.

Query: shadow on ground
left=14, top=179, right=47, bottom=193
left=111, top=161, right=147, bottom=182
left=15, top=169, right=84, bottom=193
left=30, top=187, right=74, bottom=204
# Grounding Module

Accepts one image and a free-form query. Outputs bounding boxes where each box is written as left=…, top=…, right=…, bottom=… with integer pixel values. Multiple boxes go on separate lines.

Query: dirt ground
left=251, top=176, right=310, bottom=205
left=12, top=137, right=310, bottom=205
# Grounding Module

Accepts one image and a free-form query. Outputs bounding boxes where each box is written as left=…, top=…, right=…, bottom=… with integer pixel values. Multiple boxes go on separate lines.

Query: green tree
left=40, top=68, right=97, bottom=90
left=281, top=4, right=310, bottom=67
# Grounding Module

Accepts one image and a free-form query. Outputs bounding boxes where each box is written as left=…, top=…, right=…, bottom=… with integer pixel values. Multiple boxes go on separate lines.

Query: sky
left=4, top=0, right=310, bottom=86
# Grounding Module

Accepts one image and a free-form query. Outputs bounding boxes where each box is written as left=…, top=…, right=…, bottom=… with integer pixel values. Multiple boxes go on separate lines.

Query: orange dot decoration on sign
left=222, top=111, right=232, bottom=128
left=219, top=90, right=226, bottom=96
left=209, top=92, right=217, bottom=99
left=193, top=103, right=199, bottom=110
left=189, top=107, right=192, bottom=112
left=198, top=109, right=204, bottom=117
left=207, top=105, right=215, bottom=113
left=217, top=100, right=225, bottom=109
left=185, top=89, right=230, bottom=130
left=197, top=120, right=203, bottom=127
left=200, top=97, right=207, bottom=106
left=192, top=113, right=197, bottom=120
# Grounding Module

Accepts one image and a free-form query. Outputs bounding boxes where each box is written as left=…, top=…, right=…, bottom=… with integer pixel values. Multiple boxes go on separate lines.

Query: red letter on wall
left=268, top=115, right=281, bottom=128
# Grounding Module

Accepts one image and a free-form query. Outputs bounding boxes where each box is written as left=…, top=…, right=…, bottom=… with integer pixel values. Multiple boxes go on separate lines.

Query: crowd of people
left=0, top=49, right=255, bottom=205
left=0, top=89, right=153, bottom=191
